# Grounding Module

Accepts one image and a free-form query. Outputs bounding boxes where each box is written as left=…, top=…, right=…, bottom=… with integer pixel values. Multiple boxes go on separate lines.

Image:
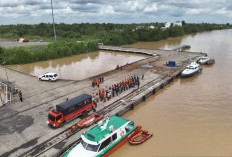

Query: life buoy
left=120, top=131, right=125, bottom=137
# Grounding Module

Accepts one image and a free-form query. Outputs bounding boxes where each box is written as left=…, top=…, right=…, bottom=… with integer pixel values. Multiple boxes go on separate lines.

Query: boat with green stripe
left=62, top=115, right=141, bottom=157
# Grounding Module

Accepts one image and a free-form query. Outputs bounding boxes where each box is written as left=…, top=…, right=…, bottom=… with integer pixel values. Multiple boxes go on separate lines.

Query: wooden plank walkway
left=99, top=45, right=158, bottom=57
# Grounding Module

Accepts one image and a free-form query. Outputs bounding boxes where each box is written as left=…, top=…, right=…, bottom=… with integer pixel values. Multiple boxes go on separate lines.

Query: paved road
left=0, top=39, right=49, bottom=48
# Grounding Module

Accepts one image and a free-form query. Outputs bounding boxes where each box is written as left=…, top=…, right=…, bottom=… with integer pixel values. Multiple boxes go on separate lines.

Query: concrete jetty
left=99, top=45, right=158, bottom=57
left=172, top=45, right=191, bottom=51
left=0, top=46, right=206, bottom=157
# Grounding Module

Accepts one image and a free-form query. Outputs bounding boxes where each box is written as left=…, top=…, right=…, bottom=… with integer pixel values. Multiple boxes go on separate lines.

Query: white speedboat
left=181, top=62, right=202, bottom=77
left=62, top=115, right=141, bottom=157
left=197, top=57, right=210, bottom=64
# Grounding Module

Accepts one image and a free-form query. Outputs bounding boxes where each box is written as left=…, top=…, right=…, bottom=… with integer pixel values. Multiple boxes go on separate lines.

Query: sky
left=0, top=0, right=232, bottom=25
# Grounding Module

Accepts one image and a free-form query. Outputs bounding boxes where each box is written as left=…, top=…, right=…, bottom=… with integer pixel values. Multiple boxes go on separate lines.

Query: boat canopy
left=83, top=115, right=133, bottom=142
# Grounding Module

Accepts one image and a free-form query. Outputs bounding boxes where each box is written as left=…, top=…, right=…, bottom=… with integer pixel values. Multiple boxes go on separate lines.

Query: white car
left=38, top=73, right=58, bottom=82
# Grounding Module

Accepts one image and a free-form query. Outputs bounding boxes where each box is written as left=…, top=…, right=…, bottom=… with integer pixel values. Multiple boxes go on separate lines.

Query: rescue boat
left=62, top=115, right=141, bottom=157
left=129, top=130, right=153, bottom=145
left=181, top=61, right=202, bottom=77
left=206, top=58, right=215, bottom=65
left=197, top=56, right=210, bottom=64
left=77, top=113, right=104, bottom=128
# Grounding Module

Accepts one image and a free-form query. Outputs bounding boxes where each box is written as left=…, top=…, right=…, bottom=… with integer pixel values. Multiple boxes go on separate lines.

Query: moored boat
left=129, top=130, right=153, bottom=145
left=181, top=62, right=202, bottom=77
left=77, top=113, right=104, bottom=128
left=197, top=56, right=210, bottom=64
left=63, top=115, right=141, bottom=157
left=206, top=58, right=215, bottom=65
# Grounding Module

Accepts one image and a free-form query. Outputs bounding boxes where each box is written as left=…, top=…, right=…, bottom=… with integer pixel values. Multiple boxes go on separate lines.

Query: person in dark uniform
left=19, top=91, right=23, bottom=102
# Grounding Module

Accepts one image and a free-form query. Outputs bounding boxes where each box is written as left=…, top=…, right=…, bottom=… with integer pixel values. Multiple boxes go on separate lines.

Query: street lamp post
left=51, top=0, right=57, bottom=42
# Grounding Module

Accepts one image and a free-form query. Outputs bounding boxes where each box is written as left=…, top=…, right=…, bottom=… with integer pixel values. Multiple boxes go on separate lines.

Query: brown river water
left=8, top=29, right=232, bottom=156
left=8, top=51, right=146, bottom=80
left=111, top=29, right=232, bottom=157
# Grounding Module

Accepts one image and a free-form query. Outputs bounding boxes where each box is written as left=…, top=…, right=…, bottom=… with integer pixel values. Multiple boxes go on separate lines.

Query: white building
left=149, top=25, right=155, bottom=29
left=162, top=21, right=182, bottom=29
left=173, top=21, right=182, bottom=27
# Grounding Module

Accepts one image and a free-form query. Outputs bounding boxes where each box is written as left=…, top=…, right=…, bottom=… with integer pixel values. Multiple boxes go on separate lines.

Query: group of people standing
left=92, top=75, right=142, bottom=104
left=91, top=77, right=104, bottom=88
left=116, top=65, right=122, bottom=70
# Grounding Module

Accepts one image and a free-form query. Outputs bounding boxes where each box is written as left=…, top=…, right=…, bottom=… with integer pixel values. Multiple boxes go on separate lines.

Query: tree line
left=0, top=41, right=98, bottom=64
left=0, top=22, right=230, bottom=42
left=0, top=22, right=231, bottom=64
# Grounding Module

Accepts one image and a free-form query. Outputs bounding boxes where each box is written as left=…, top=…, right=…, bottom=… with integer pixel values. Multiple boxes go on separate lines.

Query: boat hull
left=181, top=68, right=202, bottom=77
left=198, top=61, right=207, bottom=64
left=101, top=126, right=142, bottom=157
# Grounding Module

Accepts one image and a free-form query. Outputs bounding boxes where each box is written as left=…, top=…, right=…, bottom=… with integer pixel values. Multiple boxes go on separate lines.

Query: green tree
left=0, top=46, right=4, bottom=55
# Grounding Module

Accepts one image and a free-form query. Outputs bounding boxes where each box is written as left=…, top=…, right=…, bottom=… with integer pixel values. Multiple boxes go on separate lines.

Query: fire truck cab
left=47, top=110, right=65, bottom=127
left=47, top=94, right=93, bottom=128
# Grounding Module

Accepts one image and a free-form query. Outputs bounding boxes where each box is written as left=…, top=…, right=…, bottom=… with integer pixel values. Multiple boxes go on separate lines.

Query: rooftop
left=56, top=93, right=92, bottom=110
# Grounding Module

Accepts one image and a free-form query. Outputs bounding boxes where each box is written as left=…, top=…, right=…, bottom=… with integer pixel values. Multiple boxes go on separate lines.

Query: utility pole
left=51, top=0, right=57, bottom=42
left=2, top=61, right=9, bottom=82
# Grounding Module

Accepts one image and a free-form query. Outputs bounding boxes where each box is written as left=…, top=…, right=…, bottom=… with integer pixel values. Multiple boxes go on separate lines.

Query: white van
left=38, top=73, right=58, bottom=82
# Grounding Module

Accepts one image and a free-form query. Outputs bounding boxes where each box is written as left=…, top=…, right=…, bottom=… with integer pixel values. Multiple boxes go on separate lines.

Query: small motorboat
left=77, top=113, right=104, bottom=128
left=129, top=130, right=153, bottom=145
left=181, top=61, right=202, bottom=77
left=197, top=56, right=210, bottom=64
left=206, top=58, right=215, bottom=65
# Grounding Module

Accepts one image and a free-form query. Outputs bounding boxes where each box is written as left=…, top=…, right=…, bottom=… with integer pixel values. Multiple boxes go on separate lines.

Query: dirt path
left=0, top=39, right=49, bottom=48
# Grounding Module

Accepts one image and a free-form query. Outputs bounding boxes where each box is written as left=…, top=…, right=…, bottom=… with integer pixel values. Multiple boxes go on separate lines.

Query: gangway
left=0, top=81, right=12, bottom=106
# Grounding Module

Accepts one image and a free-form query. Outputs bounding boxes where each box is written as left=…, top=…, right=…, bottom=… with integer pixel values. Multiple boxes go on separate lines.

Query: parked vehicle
left=62, top=115, right=141, bottom=157
left=47, top=94, right=94, bottom=128
left=129, top=130, right=153, bottom=145
left=181, top=62, right=202, bottom=77
left=197, top=57, right=210, bottom=64
left=38, top=72, right=58, bottom=82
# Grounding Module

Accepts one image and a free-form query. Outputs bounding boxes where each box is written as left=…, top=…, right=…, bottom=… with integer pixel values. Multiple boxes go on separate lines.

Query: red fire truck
left=47, top=94, right=94, bottom=128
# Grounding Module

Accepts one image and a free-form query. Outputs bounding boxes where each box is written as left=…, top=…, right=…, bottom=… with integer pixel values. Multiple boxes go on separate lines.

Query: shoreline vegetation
left=0, top=22, right=231, bottom=65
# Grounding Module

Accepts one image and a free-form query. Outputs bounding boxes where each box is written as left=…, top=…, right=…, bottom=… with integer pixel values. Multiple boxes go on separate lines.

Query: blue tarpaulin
left=167, top=61, right=176, bottom=67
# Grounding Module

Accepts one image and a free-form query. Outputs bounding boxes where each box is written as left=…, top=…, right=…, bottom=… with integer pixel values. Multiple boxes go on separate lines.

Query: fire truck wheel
left=60, top=121, right=65, bottom=127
